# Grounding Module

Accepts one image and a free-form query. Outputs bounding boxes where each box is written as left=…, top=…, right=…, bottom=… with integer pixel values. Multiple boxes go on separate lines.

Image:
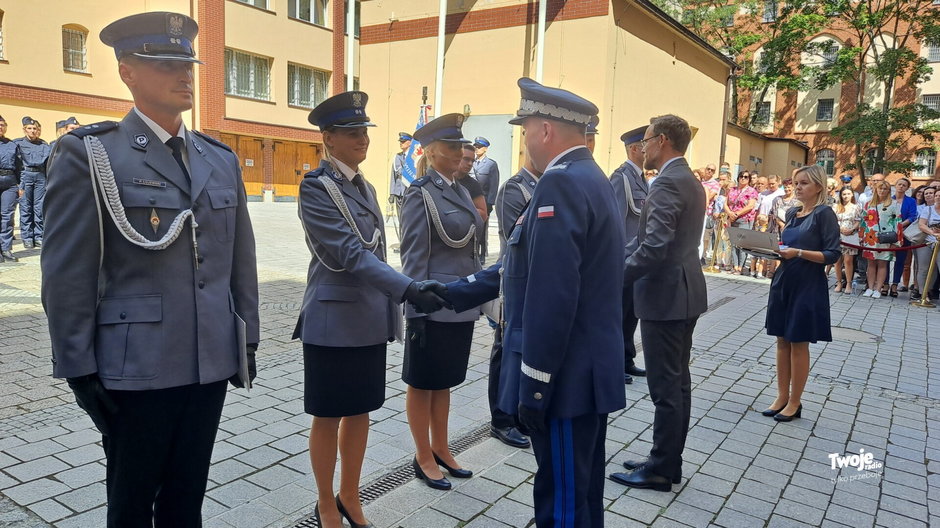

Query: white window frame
left=928, top=41, right=940, bottom=63
left=62, top=27, right=87, bottom=73
left=816, top=149, right=835, bottom=176
left=224, top=49, right=272, bottom=101
left=0, top=11, right=5, bottom=60
left=916, top=149, right=937, bottom=178
left=290, top=0, right=329, bottom=27
left=288, top=63, right=330, bottom=109
left=762, top=0, right=777, bottom=22
left=816, top=99, right=834, bottom=121
left=754, top=101, right=772, bottom=124
left=923, top=94, right=940, bottom=113
left=233, top=0, right=267, bottom=8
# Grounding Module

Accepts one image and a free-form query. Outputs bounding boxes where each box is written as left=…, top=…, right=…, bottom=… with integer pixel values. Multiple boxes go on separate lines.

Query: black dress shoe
left=22, top=241, right=34, bottom=249
left=1, top=251, right=16, bottom=262
left=433, top=452, right=472, bottom=478
left=412, top=458, right=452, bottom=490
left=621, top=459, right=680, bottom=483
left=609, top=467, right=673, bottom=492
left=761, top=405, right=786, bottom=417
left=624, top=373, right=633, bottom=384
left=491, top=426, right=530, bottom=448
left=625, top=364, right=646, bottom=377
left=336, top=495, right=374, bottom=528
left=774, top=404, right=802, bottom=422
left=33, top=239, right=42, bottom=248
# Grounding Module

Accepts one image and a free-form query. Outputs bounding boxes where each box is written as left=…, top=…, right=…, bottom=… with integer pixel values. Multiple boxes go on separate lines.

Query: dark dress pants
left=103, top=380, right=227, bottom=528
left=530, top=413, right=608, bottom=528
left=641, top=317, right=697, bottom=479
left=488, top=325, right=515, bottom=429
left=0, top=185, right=17, bottom=251
left=18, top=172, right=44, bottom=243
left=622, top=285, right=638, bottom=368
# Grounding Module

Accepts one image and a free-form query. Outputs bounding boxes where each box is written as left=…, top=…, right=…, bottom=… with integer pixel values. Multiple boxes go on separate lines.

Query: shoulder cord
left=420, top=187, right=476, bottom=252
left=516, top=179, right=532, bottom=202
left=84, top=135, right=198, bottom=255
left=623, top=168, right=642, bottom=216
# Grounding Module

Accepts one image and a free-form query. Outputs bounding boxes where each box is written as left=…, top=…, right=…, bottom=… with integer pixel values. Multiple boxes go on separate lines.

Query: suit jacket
left=449, top=147, right=626, bottom=418
left=293, top=160, right=412, bottom=347
left=389, top=151, right=408, bottom=197
left=42, top=111, right=259, bottom=390
left=473, top=155, right=500, bottom=207
left=609, top=160, right=649, bottom=256
left=624, top=158, right=707, bottom=321
left=400, top=168, right=483, bottom=322
left=494, top=167, right=538, bottom=258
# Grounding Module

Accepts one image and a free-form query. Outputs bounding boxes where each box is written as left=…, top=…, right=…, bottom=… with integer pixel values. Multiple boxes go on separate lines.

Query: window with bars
left=62, top=27, right=87, bottom=73
left=288, top=64, right=329, bottom=109
left=928, top=41, right=940, bottom=63
left=864, top=148, right=879, bottom=176
left=816, top=99, right=834, bottom=121
left=754, top=102, right=771, bottom=124
left=289, top=0, right=329, bottom=26
left=0, top=11, right=5, bottom=60
left=923, top=94, right=940, bottom=113
left=762, top=0, right=777, bottom=22
left=816, top=149, right=835, bottom=176
left=344, top=0, right=361, bottom=37
left=233, top=0, right=267, bottom=8
left=224, top=49, right=272, bottom=101
left=822, top=42, right=839, bottom=66
left=915, top=149, right=937, bottom=178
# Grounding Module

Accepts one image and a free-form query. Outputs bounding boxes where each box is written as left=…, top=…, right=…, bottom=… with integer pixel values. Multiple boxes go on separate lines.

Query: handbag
left=904, top=222, right=927, bottom=245
left=874, top=206, right=899, bottom=245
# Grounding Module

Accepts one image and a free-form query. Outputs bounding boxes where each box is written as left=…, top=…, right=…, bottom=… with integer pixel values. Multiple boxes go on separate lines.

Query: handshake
left=403, top=280, right=452, bottom=314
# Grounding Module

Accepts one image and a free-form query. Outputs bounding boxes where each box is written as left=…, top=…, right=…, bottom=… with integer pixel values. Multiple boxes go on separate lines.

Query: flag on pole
left=402, top=104, right=431, bottom=183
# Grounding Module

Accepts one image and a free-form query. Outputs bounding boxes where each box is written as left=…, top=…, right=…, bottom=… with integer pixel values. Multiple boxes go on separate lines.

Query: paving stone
left=431, top=491, right=489, bottom=521
left=215, top=501, right=286, bottom=528
left=55, top=482, right=106, bottom=513
left=608, top=495, right=662, bottom=525
left=206, top=479, right=267, bottom=508
left=5, top=456, right=70, bottom=483
left=2, top=477, right=71, bottom=506
left=244, top=464, right=305, bottom=491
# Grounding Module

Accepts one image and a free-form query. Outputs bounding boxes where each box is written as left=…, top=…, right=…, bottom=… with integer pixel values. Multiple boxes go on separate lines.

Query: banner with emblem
left=401, top=104, right=431, bottom=184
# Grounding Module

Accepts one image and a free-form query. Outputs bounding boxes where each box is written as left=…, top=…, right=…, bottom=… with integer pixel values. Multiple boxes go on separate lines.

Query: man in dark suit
left=42, top=12, right=259, bottom=527
left=609, top=114, right=707, bottom=492
left=610, top=126, right=650, bottom=385
left=472, top=136, right=499, bottom=262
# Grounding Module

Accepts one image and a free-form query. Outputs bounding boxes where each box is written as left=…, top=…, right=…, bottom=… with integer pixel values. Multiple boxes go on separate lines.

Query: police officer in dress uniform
left=41, top=13, right=260, bottom=527
left=472, top=136, right=499, bottom=263
left=0, top=115, right=21, bottom=262
left=610, top=126, right=650, bottom=385
left=609, top=115, right=707, bottom=492
left=585, top=115, right=599, bottom=154
left=294, top=91, right=446, bottom=528
left=389, top=132, right=412, bottom=234
left=15, top=116, right=50, bottom=249
left=427, top=78, right=626, bottom=527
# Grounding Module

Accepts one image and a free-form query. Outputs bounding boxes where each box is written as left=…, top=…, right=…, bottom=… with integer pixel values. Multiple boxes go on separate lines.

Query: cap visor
left=438, top=138, right=472, bottom=143
left=131, top=52, right=203, bottom=64
left=508, top=115, right=527, bottom=126
left=330, top=121, right=377, bottom=128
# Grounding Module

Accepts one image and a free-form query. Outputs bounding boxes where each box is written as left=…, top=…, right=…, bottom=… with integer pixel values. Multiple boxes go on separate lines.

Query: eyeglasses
left=639, top=134, right=663, bottom=148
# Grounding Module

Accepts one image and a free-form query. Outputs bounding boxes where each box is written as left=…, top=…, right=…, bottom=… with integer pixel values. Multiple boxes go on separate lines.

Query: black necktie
left=452, top=182, right=459, bottom=193
left=166, top=137, right=191, bottom=181
left=352, top=173, right=370, bottom=201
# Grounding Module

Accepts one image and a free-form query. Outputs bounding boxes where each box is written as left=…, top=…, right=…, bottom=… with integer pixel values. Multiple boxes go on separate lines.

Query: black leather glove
left=417, top=280, right=451, bottom=305
left=517, top=403, right=547, bottom=435
left=67, top=374, right=118, bottom=436
left=403, top=281, right=450, bottom=314
left=407, top=317, right=427, bottom=348
left=229, top=344, right=258, bottom=389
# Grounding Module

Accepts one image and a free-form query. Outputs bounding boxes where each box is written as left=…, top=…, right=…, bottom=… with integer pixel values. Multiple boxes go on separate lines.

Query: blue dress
left=766, top=205, right=841, bottom=343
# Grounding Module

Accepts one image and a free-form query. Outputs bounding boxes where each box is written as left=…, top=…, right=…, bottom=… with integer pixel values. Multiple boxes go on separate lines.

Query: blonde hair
left=792, top=165, right=829, bottom=208
left=872, top=180, right=893, bottom=207
left=416, top=141, right=446, bottom=177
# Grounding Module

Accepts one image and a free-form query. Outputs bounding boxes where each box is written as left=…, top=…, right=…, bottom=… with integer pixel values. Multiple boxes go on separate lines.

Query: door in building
left=273, top=141, right=321, bottom=199
left=232, top=135, right=264, bottom=197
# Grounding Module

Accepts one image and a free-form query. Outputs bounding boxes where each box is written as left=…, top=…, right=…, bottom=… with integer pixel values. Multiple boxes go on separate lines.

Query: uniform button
left=197, top=256, right=205, bottom=264
left=119, top=312, right=127, bottom=320
left=534, top=392, right=543, bottom=400
left=149, top=198, right=156, bottom=205
left=198, top=280, right=205, bottom=289
left=224, top=198, right=231, bottom=204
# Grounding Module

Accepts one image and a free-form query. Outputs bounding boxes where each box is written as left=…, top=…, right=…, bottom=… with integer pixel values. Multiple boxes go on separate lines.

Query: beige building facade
left=725, top=123, right=808, bottom=179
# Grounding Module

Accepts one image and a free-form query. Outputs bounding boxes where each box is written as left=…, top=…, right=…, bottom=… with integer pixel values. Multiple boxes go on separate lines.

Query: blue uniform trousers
left=19, top=171, right=45, bottom=243
left=0, top=185, right=17, bottom=251
left=530, top=413, right=607, bottom=528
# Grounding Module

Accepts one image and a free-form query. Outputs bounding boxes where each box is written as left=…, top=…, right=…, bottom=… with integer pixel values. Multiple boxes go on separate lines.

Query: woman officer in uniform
left=294, top=92, right=447, bottom=528
left=400, top=113, right=484, bottom=490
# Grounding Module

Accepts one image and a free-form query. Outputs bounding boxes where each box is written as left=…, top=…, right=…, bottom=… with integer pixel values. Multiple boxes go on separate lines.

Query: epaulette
left=68, top=121, right=119, bottom=139
left=192, top=130, right=234, bottom=153
left=303, top=165, right=343, bottom=183
left=410, top=175, right=430, bottom=187
left=544, top=162, right=570, bottom=173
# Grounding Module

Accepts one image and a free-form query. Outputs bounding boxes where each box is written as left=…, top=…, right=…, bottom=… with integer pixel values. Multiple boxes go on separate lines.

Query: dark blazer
left=293, top=160, right=412, bottom=347
left=624, top=158, right=707, bottom=321
left=473, top=155, right=500, bottom=207
left=42, top=111, right=259, bottom=390
left=609, top=160, right=649, bottom=255
left=494, top=167, right=538, bottom=258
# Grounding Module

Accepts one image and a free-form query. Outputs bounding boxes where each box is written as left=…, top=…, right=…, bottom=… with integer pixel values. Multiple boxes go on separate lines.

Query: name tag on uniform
left=133, top=178, right=167, bottom=188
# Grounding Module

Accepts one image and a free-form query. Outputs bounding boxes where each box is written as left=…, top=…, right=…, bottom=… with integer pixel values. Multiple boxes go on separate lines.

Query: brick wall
left=332, top=0, right=346, bottom=95
left=0, top=83, right=132, bottom=114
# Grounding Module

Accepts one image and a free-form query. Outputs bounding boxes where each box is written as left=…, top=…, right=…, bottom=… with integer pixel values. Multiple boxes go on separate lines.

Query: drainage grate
left=292, top=424, right=492, bottom=527
left=705, top=296, right=735, bottom=313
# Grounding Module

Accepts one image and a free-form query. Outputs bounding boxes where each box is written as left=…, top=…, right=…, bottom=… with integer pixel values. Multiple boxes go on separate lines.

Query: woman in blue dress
left=764, top=165, right=841, bottom=422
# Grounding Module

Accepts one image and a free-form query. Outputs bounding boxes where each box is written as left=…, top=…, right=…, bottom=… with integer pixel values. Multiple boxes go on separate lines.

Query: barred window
left=928, top=41, right=940, bottom=63
left=864, top=148, right=879, bottom=176
left=822, top=43, right=839, bottom=66
left=762, top=0, right=777, bottom=22
left=225, top=49, right=272, bottom=101
left=62, top=27, right=87, bottom=73
left=289, top=0, right=329, bottom=26
left=923, top=94, right=940, bottom=113
left=234, top=0, right=267, bottom=8
left=916, top=149, right=937, bottom=178
left=0, top=11, right=5, bottom=60
left=288, top=64, right=329, bottom=109
left=816, top=99, right=834, bottom=121
left=816, top=149, right=835, bottom=176
left=754, top=102, right=771, bottom=124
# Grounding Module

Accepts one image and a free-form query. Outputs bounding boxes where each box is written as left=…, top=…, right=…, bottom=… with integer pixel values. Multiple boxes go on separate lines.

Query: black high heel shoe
left=761, top=405, right=786, bottom=417
left=774, top=404, right=802, bottom=422
left=433, top=452, right=473, bottom=478
left=336, top=495, right=375, bottom=528
left=412, top=457, right=452, bottom=490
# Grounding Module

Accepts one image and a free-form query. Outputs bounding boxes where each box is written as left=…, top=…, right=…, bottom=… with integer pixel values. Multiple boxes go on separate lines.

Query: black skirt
left=303, top=343, right=387, bottom=417
left=402, top=320, right=474, bottom=390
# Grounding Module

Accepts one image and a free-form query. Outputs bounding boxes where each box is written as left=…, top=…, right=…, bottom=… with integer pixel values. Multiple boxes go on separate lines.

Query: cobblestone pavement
left=0, top=202, right=937, bottom=527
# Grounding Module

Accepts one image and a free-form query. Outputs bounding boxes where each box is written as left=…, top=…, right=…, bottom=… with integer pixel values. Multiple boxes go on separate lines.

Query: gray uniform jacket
left=390, top=152, right=407, bottom=197
left=293, top=160, right=412, bottom=347
left=400, top=168, right=483, bottom=322
left=609, top=160, right=649, bottom=256
left=495, top=167, right=538, bottom=258
left=41, top=111, right=260, bottom=391
left=623, top=158, right=707, bottom=321
left=472, top=155, right=500, bottom=207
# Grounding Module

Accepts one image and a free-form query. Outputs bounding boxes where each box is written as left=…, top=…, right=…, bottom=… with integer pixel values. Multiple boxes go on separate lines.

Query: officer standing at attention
left=610, top=126, right=650, bottom=385
left=42, top=12, right=260, bottom=527
left=0, top=115, right=21, bottom=262
left=585, top=115, right=599, bottom=154
left=15, top=116, right=50, bottom=249
left=472, top=136, right=499, bottom=262
left=427, top=78, right=626, bottom=527
left=389, top=132, right=412, bottom=231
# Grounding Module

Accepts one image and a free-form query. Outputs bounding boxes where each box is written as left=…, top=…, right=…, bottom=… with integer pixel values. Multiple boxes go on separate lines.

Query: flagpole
left=434, top=0, right=446, bottom=117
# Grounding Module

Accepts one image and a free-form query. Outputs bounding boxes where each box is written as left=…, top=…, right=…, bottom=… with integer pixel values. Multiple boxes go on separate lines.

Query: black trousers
left=530, top=413, right=608, bottom=528
left=621, top=285, right=638, bottom=367
left=488, top=326, right=515, bottom=429
left=103, top=380, right=227, bottom=528
left=641, top=318, right=697, bottom=479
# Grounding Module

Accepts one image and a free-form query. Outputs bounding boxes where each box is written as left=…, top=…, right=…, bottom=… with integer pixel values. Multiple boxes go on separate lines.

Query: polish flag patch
left=537, top=206, right=555, bottom=219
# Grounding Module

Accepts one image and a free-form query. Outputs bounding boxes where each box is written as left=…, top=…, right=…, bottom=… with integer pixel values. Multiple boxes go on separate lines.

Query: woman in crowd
left=859, top=180, right=900, bottom=298
left=295, top=92, right=447, bottom=528
left=764, top=166, right=840, bottom=422
left=400, top=114, right=483, bottom=491
left=713, top=170, right=732, bottom=270
left=725, top=171, right=759, bottom=275
left=832, top=187, right=859, bottom=294
left=889, top=177, right=917, bottom=297
left=771, top=177, right=800, bottom=233
left=913, top=186, right=938, bottom=301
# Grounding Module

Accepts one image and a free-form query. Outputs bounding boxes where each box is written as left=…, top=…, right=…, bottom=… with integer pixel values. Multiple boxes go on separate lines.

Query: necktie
left=452, top=182, right=459, bottom=193
left=166, top=137, right=191, bottom=181
left=352, top=173, right=370, bottom=202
